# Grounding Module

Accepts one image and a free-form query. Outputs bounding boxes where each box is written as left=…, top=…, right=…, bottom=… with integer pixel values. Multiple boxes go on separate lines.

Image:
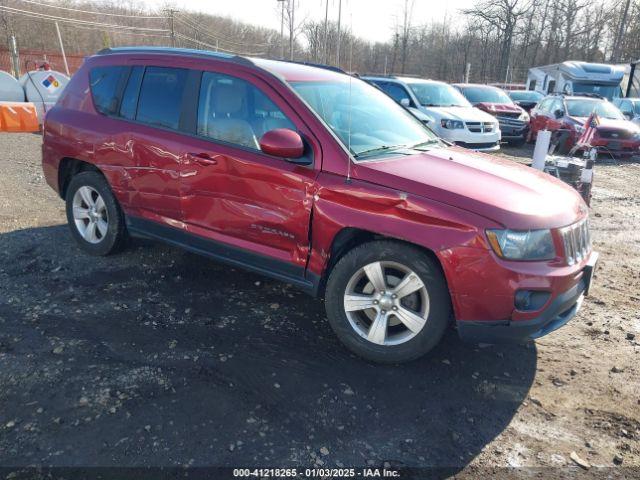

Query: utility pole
left=54, top=22, right=70, bottom=76
left=323, top=0, right=329, bottom=64
left=289, top=0, right=294, bottom=60
left=165, top=8, right=177, bottom=48
left=9, top=35, right=19, bottom=78
left=277, top=0, right=285, bottom=59
left=336, top=0, right=342, bottom=67
left=464, top=62, right=471, bottom=83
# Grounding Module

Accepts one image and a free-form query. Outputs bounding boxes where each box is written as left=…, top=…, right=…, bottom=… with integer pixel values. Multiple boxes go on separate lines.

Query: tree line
left=1, top=0, right=638, bottom=83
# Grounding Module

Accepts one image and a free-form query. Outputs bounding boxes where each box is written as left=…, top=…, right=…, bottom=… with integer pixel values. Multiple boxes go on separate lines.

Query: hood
left=353, top=147, right=585, bottom=230
left=421, top=106, right=497, bottom=123
left=474, top=102, right=523, bottom=116
left=571, top=116, right=640, bottom=133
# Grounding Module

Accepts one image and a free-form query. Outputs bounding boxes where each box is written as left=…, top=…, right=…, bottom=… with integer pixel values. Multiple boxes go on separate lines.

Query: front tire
left=65, top=171, right=127, bottom=256
left=325, top=241, right=452, bottom=364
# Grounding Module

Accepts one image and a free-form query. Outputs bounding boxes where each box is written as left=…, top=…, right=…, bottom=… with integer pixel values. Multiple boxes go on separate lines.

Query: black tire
left=65, top=171, right=127, bottom=256
left=509, top=137, right=527, bottom=147
left=325, top=240, right=452, bottom=364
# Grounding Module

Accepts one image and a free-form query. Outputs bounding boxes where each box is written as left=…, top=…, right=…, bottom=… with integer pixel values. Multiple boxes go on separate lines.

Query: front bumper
left=590, top=138, right=640, bottom=157
left=454, top=141, right=501, bottom=151
left=456, top=252, right=598, bottom=344
left=500, top=123, right=529, bottom=140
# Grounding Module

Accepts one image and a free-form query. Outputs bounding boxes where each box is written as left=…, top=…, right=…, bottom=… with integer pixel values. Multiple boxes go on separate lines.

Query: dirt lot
left=0, top=133, right=638, bottom=477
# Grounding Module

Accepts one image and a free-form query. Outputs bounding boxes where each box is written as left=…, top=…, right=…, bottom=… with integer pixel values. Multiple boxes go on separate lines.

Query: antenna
left=346, top=11, right=353, bottom=184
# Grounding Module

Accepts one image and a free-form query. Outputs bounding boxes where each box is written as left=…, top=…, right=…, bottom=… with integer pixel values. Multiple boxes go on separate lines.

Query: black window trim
left=88, top=64, right=314, bottom=167
left=118, top=65, right=145, bottom=121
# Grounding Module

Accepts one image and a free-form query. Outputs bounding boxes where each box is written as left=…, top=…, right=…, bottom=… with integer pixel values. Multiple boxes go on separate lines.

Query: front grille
left=559, top=218, right=591, bottom=266
left=597, top=129, right=634, bottom=140
left=496, top=111, right=520, bottom=118
left=465, top=121, right=496, bottom=133
left=496, top=115, right=526, bottom=128
left=454, top=141, right=499, bottom=149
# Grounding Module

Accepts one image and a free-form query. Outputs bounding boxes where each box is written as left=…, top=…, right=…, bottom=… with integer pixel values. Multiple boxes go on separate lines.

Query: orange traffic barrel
left=0, top=101, right=39, bottom=132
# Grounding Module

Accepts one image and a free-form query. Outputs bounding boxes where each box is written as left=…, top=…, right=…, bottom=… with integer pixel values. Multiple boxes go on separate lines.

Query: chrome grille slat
left=560, top=218, right=591, bottom=266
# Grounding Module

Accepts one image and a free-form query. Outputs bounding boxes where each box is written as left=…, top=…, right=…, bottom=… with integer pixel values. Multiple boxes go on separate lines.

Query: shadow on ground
left=0, top=225, right=537, bottom=471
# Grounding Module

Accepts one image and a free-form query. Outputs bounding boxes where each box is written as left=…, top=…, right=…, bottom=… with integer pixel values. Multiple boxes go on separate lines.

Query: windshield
left=290, top=79, right=439, bottom=158
left=566, top=99, right=625, bottom=120
left=406, top=81, right=471, bottom=107
left=509, top=90, right=544, bottom=102
left=572, top=83, right=620, bottom=100
left=460, top=86, right=513, bottom=105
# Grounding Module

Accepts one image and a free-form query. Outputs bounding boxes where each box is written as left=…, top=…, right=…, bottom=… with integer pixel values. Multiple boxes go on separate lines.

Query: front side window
left=89, top=66, right=129, bottom=116
left=380, top=82, right=411, bottom=105
left=136, top=67, right=188, bottom=130
left=197, top=72, right=295, bottom=150
left=407, top=81, right=470, bottom=107
left=290, top=78, right=439, bottom=158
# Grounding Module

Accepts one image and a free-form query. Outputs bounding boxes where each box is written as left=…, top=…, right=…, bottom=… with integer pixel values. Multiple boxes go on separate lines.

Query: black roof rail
left=281, top=59, right=345, bottom=73
left=549, top=92, right=605, bottom=100
left=94, top=46, right=254, bottom=65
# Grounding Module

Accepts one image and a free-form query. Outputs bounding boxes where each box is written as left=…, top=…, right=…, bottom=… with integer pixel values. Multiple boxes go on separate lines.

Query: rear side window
left=89, top=66, right=129, bottom=116
left=136, top=67, right=188, bottom=130
left=119, top=66, right=144, bottom=121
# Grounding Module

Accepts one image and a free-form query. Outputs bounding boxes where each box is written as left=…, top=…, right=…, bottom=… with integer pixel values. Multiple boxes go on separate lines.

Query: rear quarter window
left=89, top=66, right=129, bottom=116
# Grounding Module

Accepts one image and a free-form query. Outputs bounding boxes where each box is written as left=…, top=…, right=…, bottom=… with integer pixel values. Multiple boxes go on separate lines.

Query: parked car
left=363, top=76, right=500, bottom=151
left=42, top=47, right=597, bottom=363
left=508, top=90, right=544, bottom=112
left=529, top=94, right=640, bottom=157
left=453, top=83, right=529, bottom=145
left=612, top=97, right=640, bottom=126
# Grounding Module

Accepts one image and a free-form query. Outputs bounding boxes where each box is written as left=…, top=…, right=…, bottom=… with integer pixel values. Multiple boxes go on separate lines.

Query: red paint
left=529, top=98, right=640, bottom=156
left=259, top=128, right=304, bottom=158
left=42, top=50, right=594, bottom=333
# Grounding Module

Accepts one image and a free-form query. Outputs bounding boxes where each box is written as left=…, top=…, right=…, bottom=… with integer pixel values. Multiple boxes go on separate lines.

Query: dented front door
left=179, top=69, right=319, bottom=276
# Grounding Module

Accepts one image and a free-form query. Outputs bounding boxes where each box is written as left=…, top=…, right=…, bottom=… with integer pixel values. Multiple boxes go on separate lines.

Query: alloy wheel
left=72, top=186, right=109, bottom=244
left=343, top=261, right=430, bottom=346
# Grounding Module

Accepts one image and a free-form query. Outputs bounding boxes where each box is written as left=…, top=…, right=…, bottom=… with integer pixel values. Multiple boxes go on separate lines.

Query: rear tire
left=325, top=241, right=452, bottom=364
left=65, top=171, right=127, bottom=256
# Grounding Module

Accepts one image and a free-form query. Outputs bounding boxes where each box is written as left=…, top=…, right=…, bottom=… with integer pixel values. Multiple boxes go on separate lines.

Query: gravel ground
left=0, top=133, right=638, bottom=478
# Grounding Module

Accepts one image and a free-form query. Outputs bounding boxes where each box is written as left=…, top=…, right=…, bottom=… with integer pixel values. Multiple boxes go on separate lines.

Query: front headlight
left=441, top=119, right=465, bottom=129
left=486, top=229, right=556, bottom=260
left=518, top=111, right=530, bottom=122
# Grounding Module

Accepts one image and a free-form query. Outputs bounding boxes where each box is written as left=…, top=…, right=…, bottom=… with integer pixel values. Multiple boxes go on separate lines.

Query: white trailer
left=526, top=61, right=625, bottom=100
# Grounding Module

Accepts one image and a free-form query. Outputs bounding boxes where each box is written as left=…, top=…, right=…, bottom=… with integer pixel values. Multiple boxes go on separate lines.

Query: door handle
left=187, top=152, right=218, bottom=166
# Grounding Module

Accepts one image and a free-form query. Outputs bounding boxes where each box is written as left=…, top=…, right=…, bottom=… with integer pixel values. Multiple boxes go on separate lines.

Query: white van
left=364, top=76, right=501, bottom=151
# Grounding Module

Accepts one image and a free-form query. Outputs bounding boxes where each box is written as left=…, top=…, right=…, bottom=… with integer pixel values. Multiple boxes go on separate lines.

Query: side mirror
left=400, top=98, right=411, bottom=107
left=259, top=128, right=305, bottom=160
left=554, top=109, right=564, bottom=119
left=623, top=111, right=634, bottom=120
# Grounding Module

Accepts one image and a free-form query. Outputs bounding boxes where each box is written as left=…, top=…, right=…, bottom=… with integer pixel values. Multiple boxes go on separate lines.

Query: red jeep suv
left=42, top=47, right=598, bottom=363
left=528, top=94, right=640, bottom=157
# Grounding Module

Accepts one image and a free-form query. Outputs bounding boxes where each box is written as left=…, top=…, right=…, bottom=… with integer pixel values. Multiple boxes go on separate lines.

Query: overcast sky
left=139, top=0, right=476, bottom=43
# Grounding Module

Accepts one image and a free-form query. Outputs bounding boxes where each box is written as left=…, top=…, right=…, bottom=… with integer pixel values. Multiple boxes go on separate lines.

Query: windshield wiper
left=409, top=139, right=440, bottom=150
left=354, top=144, right=408, bottom=158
